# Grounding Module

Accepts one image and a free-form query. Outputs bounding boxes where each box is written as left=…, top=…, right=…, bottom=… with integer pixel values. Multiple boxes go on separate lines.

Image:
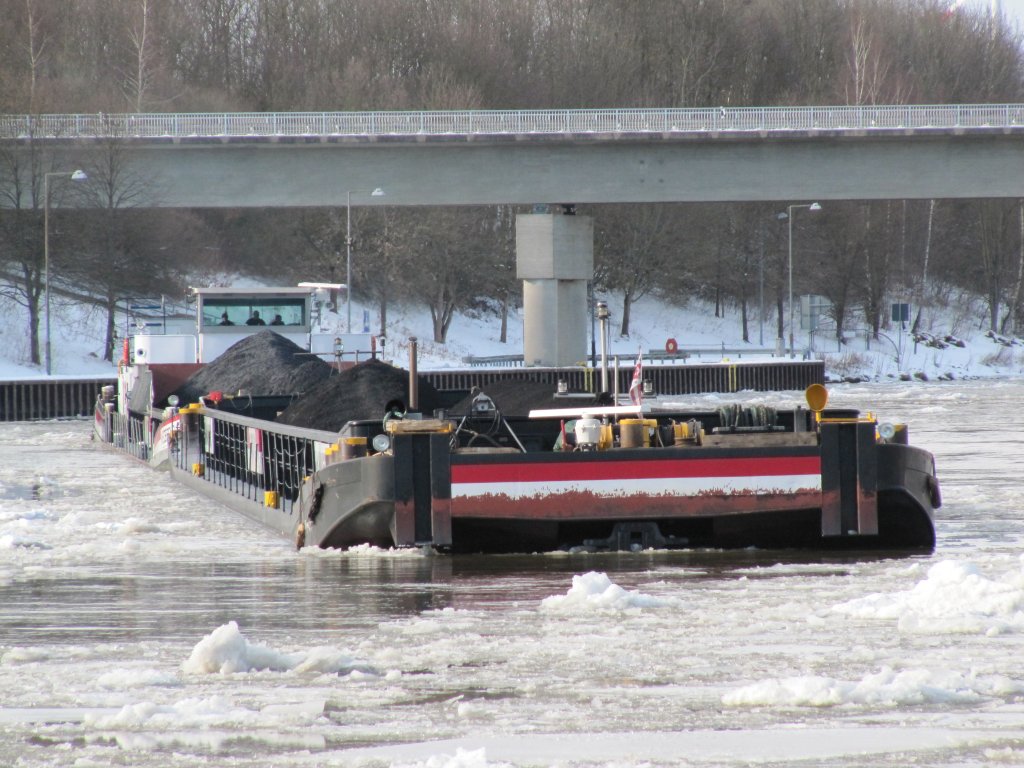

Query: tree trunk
left=863, top=207, right=881, bottom=339
left=990, top=274, right=1001, bottom=332
left=430, top=290, right=457, bottom=343
left=431, top=310, right=445, bottom=343
left=30, top=304, right=41, bottom=365
left=1000, top=201, right=1024, bottom=335
left=833, top=297, right=848, bottom=345
left=922, top=199, right=935, bottom=288
left=499, top=290, right=508, bottom=344
left=913, top=199, right=935, bottom=335
left=620, top=290, right=633, bottom=337
left=104, top=295, right=118, bottom=362
left=22, top=262, right=43, bottom=366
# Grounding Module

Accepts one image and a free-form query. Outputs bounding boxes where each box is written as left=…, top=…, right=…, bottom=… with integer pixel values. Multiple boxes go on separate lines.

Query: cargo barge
left=93, top=286, right=940, bottom=553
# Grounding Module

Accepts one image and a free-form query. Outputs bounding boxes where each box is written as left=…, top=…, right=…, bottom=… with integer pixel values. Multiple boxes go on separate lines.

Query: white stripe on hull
left=453, top=475, right=822, bottom=500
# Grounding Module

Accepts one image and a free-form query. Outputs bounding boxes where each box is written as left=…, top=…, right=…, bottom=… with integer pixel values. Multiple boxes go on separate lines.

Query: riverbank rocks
left=276, top=358, right=444, bottom=432
left=170, top=330, right=332, bottom=404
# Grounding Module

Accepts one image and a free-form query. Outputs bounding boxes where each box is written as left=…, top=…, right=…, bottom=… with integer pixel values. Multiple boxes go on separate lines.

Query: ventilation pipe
left=408, top=337, right=419, bottom=412
left=597, top=302, right=610, bottom=394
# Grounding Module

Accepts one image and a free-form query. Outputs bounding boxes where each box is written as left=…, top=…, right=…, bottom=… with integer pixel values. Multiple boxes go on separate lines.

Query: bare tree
left=23, top=0, right=48, bottom=111
left=124, top=0, right=155, bottom=111
left=976, top=199, right=1018, bottom=332
left=1001, top=200, right=1024, bottom=335
left=0, top=130, right=46, bottom=365
left=397, top=207, right=496, bottom=343
left=595, top=204, right=680, bottom=337
left=3, top=0, right=1024, bottom=348
left=861, top=202, right=898, bottom=339
left=67, top=120, right=174, bottom=360
left=841, top=8, right=909, bottom=105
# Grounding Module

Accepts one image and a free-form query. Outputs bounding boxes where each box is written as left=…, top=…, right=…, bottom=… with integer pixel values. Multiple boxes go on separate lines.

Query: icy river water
left=3, top=380, right=1024, bottom=767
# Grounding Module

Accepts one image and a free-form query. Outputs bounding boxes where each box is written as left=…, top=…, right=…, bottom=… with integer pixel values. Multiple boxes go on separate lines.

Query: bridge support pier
left=516, top=212, right=594, bottom=367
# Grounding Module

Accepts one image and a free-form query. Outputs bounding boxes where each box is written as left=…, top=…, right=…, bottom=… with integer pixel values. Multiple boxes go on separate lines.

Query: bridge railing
left=3, top=104, right=1024, bottom=140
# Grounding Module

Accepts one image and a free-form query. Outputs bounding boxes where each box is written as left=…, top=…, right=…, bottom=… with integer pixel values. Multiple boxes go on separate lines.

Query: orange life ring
left=665, top=338, right=679, bottom=354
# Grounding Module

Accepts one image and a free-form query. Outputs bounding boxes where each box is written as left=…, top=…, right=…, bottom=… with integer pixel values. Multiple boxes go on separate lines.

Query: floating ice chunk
left=392, top=746, right=492, bottom=768
left=0, top=534, right=51, bottom=550
left=181, top=621, right=288, bottom=674
left=84, top=695, right=251, bottom=729
left=540, top=571, right=677, bottom=612
left=259, top=698, right=328, bottom=722
left=117, top=517, right=162, bottom=535
left=96, top=667, right=182, bottom=689
left=722, top=666, right=1023, bottom=708
left=832, top=559, right=1024, bottom=634
left=0, top=477, right=62, bottom=501
left=0, top=508, right=57, bottom=522
left=1, top=646, right=51, bottom=665
left=181, top=621, right=370, bottom=676
left=301, top=542, right=430, bottom=558
left=292, top=646, right=371, bottom=675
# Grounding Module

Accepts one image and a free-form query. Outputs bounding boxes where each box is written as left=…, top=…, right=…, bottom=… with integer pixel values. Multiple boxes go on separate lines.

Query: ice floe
left=181, top=620, right=373, bottom=676
left=539, top=571, right=679, bottom=612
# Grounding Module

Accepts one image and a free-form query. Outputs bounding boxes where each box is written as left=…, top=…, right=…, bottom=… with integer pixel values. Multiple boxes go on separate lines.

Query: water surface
left=2, top=381, right=1023, bottom=766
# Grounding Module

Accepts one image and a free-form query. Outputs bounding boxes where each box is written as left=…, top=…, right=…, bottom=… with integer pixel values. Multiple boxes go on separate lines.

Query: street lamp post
left=781, top=202, right=821, bottom=358
left=43, top=169, right=87, bottom=375
left=345, top=187, right=385, bottom=333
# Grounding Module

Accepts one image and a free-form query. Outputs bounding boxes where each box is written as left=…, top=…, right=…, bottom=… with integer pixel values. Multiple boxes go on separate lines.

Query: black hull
left=94, top=394, right=939, bottom=555
left=448, top=500, right=935, bottom=554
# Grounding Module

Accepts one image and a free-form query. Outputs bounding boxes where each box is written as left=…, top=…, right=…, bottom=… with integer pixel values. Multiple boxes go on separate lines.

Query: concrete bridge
left=3, top=104, right=1024, bottom=207
left=5, top=104, right=1024, bottom=368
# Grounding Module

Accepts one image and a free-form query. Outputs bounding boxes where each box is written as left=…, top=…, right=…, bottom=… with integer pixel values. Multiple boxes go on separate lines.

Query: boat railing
left=95, top=397, right=341, bottom=517
left=169, top=407, right=338, bottom=516
left=97, top=407, right=153, bottom=462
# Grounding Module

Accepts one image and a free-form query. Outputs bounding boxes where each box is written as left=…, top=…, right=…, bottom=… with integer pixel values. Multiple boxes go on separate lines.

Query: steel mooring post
left=820, top=420, right=878, bottom=537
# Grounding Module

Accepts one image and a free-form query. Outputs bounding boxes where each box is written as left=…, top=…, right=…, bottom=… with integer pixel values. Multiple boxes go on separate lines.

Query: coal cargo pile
left=276, top=358, right=444, bottom=432
left=449, top=379, right=596, bottom=418
left=171, top=330, right=332, bottom=404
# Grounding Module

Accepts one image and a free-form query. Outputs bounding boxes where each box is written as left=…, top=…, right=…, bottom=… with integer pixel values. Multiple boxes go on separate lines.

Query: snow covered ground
left=3, top=287, right=1024, bottom=382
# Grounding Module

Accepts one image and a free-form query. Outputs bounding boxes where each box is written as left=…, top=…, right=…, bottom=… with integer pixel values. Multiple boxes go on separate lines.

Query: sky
left=972, top=0, right=1024, bottom=27
left=999, top=0, right=1024, bottom=23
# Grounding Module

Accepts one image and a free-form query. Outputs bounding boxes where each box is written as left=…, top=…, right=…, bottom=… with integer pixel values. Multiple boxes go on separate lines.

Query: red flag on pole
left=629, top=349, right=643, bottom=405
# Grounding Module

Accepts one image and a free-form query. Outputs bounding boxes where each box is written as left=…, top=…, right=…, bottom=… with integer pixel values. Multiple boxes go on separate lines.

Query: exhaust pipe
left=597, top=302, right=610, bottom=394
left=408, top=337, right=419, bottom=412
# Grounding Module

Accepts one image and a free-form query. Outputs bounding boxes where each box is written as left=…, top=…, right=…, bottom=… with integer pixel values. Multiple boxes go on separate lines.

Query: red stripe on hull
left=451, top=455, right=821, bottom=484
left=451, top=489, right=824, bottom=521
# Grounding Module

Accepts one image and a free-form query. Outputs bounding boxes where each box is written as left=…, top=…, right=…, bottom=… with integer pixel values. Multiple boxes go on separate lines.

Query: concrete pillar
left=516, top=213, right=594, bottom=367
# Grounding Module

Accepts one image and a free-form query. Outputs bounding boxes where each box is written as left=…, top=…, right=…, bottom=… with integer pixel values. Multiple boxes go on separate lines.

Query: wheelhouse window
left=201, top=298, right=307, bottom=329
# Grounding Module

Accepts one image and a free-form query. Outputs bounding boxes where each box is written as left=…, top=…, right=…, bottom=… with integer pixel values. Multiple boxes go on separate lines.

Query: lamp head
left=70, top=170, right=87, bottom=181
left=809, top=202, right=822, bottom=211
left=371, top=188, right=385, bottom=197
